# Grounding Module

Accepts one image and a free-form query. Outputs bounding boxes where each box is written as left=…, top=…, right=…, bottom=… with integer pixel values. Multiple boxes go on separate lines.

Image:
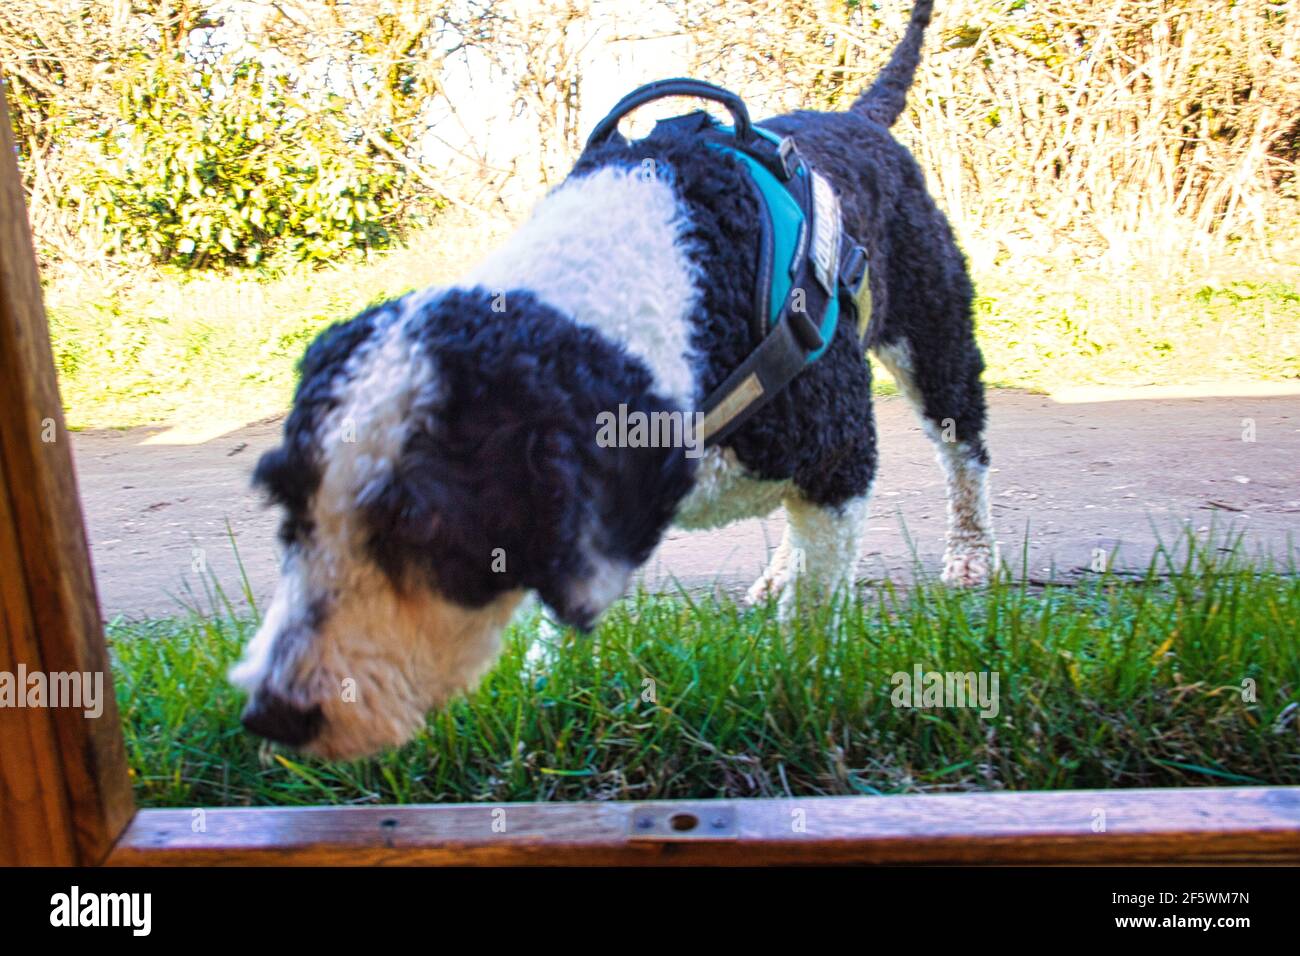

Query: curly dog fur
left=231, top=0, right=994, bottom=759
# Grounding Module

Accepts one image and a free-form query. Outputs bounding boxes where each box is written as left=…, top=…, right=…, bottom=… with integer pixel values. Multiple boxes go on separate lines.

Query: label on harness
left=701, top=372, right=764, bottom=443
left=810, top=171, right=841, bottom=295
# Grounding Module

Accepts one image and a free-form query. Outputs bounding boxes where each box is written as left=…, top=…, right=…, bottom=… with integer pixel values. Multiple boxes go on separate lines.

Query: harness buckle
left=776, top=136, right=799, bottom=179
left=840, top=243, right=868, bottom=295
left=786, top=308, right=826, bottom=354
left=745, top=132, right=801, bottom=182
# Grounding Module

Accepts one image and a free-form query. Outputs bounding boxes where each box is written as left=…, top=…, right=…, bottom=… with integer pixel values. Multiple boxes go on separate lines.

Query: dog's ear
left=516, top=427, right=616, bottom=630
left=356, top=407, right=599, bottom=613
left=532, top=417, right=698, bottom=633
left=253, top=440, right=324, bottom=546
left=252, top=445, right=295, bottom=505
left=357, top=460, right=518, bottom=606
left=356, top=469, right=443, bottom=572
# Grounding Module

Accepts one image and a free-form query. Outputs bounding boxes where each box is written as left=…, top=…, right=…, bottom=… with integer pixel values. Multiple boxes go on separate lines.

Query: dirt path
left=73, top=389, right=1299, bottom=619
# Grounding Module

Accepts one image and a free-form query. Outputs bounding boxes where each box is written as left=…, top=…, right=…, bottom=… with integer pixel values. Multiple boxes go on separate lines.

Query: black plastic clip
left=840, top=243, right=868, bottom=294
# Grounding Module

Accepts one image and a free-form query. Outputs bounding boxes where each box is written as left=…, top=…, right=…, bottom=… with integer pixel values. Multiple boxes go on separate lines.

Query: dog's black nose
left=241, top=693, right=324, bottom=748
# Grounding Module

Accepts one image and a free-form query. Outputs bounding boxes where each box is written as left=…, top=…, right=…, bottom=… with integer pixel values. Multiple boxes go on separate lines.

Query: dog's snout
left=241, top=693, right=324, bottom=748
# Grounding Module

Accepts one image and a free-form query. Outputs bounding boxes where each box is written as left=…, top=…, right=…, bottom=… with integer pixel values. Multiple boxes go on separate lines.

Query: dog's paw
left=746, top=568, right=792, bottom=606
left=942, top=548, right=991, bottom=588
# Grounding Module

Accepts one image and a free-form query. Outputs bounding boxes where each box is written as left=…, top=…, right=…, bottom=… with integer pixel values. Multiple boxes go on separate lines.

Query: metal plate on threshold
left=627, top=804, right=738, bottom=841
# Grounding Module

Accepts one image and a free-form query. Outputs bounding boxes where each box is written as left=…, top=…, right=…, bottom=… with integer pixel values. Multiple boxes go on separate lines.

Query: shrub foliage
left=76, top=58, right=404, bottom=267
left=2, top=1, right=443, bottom=269
left=3, top=1, right=1298, bottom=269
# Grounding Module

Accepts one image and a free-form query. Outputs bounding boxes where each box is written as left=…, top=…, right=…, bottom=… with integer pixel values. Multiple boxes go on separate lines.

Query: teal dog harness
left=585, top=79, right=872, bottom=447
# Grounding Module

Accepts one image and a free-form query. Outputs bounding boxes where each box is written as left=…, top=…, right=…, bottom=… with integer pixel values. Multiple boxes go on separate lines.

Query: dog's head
left=230, top=288, right=694, bottom=759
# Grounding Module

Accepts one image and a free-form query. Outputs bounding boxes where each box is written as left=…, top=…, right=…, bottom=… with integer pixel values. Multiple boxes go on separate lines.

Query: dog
left=231, top=0, right=994, bottom=759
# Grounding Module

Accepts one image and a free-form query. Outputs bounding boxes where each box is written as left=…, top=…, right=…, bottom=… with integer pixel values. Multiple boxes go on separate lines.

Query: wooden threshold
left=106, top=786, right=1300, bottom=866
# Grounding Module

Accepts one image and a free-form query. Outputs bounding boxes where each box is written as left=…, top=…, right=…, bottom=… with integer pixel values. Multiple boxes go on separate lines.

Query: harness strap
left=700, top=239, right=870, bottom=447
left=581, top=78, right=875, bottom=450
left=699, top=314, right=807, bottom=445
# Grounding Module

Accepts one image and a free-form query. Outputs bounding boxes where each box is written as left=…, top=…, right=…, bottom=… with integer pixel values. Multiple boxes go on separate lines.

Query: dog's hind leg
left=873, top=337, right=994, bottom=587
left=746, top=491, right=870, bottom=616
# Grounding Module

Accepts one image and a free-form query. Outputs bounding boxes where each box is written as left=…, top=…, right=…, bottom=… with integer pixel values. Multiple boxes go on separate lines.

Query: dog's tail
left=851, top=0, right=935, bottom=127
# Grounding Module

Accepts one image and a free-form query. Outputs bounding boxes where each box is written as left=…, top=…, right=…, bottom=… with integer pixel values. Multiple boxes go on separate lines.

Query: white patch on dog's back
left=463, top=166, right=702, bottom=409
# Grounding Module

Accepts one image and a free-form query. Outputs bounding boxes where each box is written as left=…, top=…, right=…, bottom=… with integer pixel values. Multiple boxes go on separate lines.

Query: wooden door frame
left=2, top=87, right=1298, bottom=867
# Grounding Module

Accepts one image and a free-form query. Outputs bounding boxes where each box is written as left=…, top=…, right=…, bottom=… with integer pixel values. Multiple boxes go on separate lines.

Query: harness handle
left=586, top=78, right=754, bottom=150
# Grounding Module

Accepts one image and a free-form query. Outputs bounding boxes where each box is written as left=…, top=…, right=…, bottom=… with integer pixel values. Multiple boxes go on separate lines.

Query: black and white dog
left=232, top=0, right=994, bottom=758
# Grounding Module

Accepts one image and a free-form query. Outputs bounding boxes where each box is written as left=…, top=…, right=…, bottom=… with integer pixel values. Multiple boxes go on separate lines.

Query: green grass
left=46, top=217, right=1300, bottom=430
left=44, top=210, right=512, bottom=430
left=972, top=262, right=1300, bottom=391
left=109, top=537, right=1300, bottom=808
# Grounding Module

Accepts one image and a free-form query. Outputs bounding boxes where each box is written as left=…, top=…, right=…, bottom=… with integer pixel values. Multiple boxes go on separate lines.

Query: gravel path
left=73, top=388, right=1300, bottom=618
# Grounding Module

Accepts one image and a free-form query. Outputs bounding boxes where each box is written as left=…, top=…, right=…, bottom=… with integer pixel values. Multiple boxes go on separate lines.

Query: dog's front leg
left=746, top=492, right=870, bottom=618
